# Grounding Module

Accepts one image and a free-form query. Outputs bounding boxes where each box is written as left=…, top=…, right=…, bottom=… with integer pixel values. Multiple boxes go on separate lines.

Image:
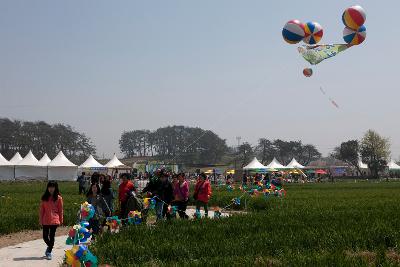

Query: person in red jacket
left=39, top=181, right=63, bottom=260
left=118, top=173, right=135, bottom=220
left=193, top=173, right=212, bottom=217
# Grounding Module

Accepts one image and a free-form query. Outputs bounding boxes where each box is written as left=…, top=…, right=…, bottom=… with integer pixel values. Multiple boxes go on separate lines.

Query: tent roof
left=358, top=159, right=368, bottom=169
left=104, top=154, right=130, bottom=169
left=266, top=158, right=286, bottom=169
left=9, top=152, right=23, bottom=165
left=0, top=153, right=11, bottom=166
left=79, top=155, right=105, bottom=169
left=38, top=154, right=52, bottom=166
left=243, top=157, right=267, bottom=170
left=17, top=150, right=39, bottom=166
left=286, top=158, right=304, bottom=169
left=48, top=151, right=77, bottom=167
left=388, top=160, right=400, bottom=170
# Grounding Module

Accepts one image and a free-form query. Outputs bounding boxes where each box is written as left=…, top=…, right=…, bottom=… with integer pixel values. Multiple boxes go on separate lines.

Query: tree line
left=119, top=126, right=228, bottom=165
left=237, top=139, right=322, bottom=167
left=0, top=118, right=96, bottom=163
left=331, top=129, right=391, bottom=178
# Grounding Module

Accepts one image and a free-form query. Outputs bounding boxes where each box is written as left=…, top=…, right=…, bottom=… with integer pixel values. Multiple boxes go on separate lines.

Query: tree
left=0, top=118, right=96, bottom=163
left=331, top=140, right=363, bottom=177
left=237, top=142, right=253, bottom=167
left=360, top=130, right=390, bottom=178
left=255, top=138, right=275, bottom=164
left=298, top=144, right=321, bottom=166
left=119, top=126, right=228, bottom=165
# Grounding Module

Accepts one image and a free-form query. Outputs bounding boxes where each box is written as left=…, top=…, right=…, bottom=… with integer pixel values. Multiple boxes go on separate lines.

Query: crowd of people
left=38, top=169, right=214, bottom=261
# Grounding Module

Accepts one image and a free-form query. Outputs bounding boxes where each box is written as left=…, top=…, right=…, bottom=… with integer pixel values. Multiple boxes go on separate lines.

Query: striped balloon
left=282, top=20, right=305, bottom=44
left=342, top=5, right=366, bottom=30
left=343, top=25, right=366, bottom=45
left=303, top=22, right=323, bottom=45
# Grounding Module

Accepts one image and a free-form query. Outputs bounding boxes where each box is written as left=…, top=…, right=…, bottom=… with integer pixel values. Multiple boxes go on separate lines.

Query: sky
left=1, top=0, right=399, bottom=160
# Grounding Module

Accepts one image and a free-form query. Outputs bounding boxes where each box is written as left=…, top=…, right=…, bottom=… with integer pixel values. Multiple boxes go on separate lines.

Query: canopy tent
left=9, top=152, right=23, bottom=165
left=38, top=154, right=52, bottom=166
left=48, top=151, right=78, bottom=181
left=266, top=158, right=287, bottom=169
left=79, top=155, right=106, bottom=170
left=15, top=150, right=47, bottom=180
left=0, top=153, right=14, bottom=180
left=388, top=160, right=400, bottom=170
left=243, top=157, right=267, bottom=170
left=358, top=159, right=368, bottom=169
left=286, top=158, right=305, bottom=169
left=104, top=154, right=131, bottom=169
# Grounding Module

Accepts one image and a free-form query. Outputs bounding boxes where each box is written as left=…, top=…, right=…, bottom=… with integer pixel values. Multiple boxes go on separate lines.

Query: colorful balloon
left=303, top=22, right=323, bottom=44
left=282, top=20, right=305, bottom=44
left=342, top=5, right=366, bottom=30
left=343, top=25, right=366, bottom=45
left=303, top=68, right=313, bottom=77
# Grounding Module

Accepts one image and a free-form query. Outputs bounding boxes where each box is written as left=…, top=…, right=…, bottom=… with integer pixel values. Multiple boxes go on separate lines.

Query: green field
left=92, top=182, right=400, bottom=266
left=0, top=181, right=86, bottom=234
left=2, top=181, right=400, bottom=266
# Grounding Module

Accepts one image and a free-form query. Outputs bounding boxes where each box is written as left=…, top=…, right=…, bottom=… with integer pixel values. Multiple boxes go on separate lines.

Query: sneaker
left=45, top=247, right=49, bottom=256
left=46, top=253, right=52, bottom=260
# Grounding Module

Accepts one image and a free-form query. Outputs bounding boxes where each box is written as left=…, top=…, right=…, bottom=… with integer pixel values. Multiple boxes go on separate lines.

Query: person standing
left=155, top=172, right=174, bottom=221
left=39, top=181, right=63, bottom=260
left=87, top=183, right=109, bottom=238
left=101, top=178, right=114, bottom=215
left=193, top=173, right=212, bottom=218
left=77, top=172, right=86, bottom=194
left=118, top=173, right=135, bottom=220
left=173, top=173, right=189, bottom=219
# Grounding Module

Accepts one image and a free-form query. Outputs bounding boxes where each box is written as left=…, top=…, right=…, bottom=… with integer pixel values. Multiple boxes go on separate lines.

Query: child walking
left=39, top=181, right=63, bottom=260
left=193, top=173, right=212, bottom=217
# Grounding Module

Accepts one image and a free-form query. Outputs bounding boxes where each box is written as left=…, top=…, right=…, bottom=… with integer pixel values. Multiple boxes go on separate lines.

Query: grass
left=2, top=181, right=400, bottom=266
left=0, top=181, right=86, bottom=234
left=92, top=182, right=400, bottom=266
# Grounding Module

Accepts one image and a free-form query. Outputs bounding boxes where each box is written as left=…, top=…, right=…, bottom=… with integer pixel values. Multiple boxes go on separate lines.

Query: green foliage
left=0, top=118, right=96, bottom=163
left=360, top=129, right=391, bottom=178
left=93, top=182, right=400, bottom=266
left=119, top=126, right=228, bottom=164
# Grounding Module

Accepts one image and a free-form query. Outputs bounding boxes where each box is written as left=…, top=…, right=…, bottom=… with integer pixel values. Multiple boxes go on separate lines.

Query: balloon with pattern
left=282, top=20, right=305, bottom=44
left=343, top=25, right=366, bottom=45
left=342, top=5, right=366, bottom=30
left=303, top=68, right=313, bottom=77
left=303, top=22, right=323, bottom=45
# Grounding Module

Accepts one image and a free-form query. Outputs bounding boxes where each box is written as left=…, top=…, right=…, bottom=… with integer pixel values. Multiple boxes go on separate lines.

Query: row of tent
left=243, top=157, right=400, bottom=171
left=0, top=151, right=130, bottom=181
left=243, top=157, right=305, bottom=171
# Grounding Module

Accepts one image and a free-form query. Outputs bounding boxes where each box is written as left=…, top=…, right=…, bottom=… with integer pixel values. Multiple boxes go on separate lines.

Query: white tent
left=79, top=155, right=106, bottom=170
left=266, top=158, right=286, bottom=169
left=48, top=151, right=78, bottom=181
left=286, top=158, right=305, bottom=169
left=38, top=154, right=52, bottom=166
left=0, top=153, right=14, bottom=180
left=358, top=159, right=368, bottom=169
left=105, top=154, right=130, bottom=169
left=243, top=157, right=267, bottom=170
left=9, top=152, right=23, bottom=165
left=15, top=150, right=47, bottom=180
left=388, top=160, right=400, bottom=170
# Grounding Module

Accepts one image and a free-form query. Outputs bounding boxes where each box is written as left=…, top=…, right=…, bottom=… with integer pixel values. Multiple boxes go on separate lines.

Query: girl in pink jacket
left=39, top=181, right=63, bottom=260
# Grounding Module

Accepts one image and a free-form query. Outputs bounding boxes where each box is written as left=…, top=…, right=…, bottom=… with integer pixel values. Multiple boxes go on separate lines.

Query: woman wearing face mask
left=39, top=181, right=63, bottom=260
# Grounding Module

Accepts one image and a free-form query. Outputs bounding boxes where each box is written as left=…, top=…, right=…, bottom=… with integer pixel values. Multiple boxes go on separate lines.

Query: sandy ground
left=0, top=208, right=228, bottom=267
